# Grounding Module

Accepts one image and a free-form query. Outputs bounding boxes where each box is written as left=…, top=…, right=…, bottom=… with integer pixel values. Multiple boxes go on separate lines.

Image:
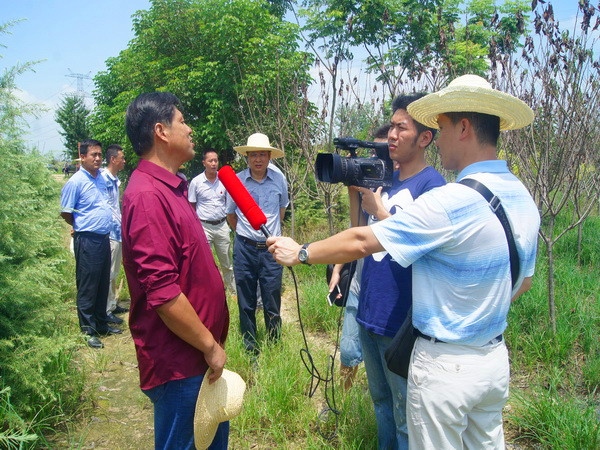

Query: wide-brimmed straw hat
left=194, top=369, right=246, bottom=449
left=407, top=74, right=534, bottom=131
left=233, top=132, right=284, bottom=158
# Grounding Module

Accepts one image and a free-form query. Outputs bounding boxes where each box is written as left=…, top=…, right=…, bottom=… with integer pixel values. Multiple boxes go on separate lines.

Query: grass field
left=34, top=207, right=599, bottom=449
left=223, top=212, right=599, bottom=448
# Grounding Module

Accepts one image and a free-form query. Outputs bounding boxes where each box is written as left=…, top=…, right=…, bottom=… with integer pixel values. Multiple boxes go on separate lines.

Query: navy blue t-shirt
left=357, top=166, right=446, bottom=337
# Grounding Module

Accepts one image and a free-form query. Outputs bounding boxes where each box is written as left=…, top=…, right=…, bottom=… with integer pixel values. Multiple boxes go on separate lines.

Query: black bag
left=325, top=261, right=356, bottom=307
left=384, top=307, right=415, bottom=378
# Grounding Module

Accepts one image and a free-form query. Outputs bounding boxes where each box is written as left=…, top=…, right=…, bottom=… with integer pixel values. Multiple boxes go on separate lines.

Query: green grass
left=504, top=213, right=599, bottom=448
left=510, top=390, right=599, bottom=449
left=287, top=264, right=344, bottom=337
left=222, top=211, right=600, bottom=448
left=225, top=290, right=367, bottom=448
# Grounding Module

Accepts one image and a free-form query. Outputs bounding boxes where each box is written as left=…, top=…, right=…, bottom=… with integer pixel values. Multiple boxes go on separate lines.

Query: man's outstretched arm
left=267, top=226, right=384, bottom=266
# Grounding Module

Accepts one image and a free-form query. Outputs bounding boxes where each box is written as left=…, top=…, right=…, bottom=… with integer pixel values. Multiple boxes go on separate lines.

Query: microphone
left=218, top=165, right=269, bottom=238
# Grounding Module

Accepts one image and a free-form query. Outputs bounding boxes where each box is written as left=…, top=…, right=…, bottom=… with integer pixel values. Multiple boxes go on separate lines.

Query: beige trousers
left=106, top=239, right=122, bottom=314
left=202, top=221, right=235, bottom=292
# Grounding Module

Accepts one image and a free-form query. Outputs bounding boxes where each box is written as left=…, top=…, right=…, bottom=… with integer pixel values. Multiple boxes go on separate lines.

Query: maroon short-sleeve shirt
left=122, top=160, right=229, bottom=390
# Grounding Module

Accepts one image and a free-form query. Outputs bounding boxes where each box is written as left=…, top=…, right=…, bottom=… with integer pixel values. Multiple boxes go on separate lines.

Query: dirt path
left=48, top=284, right=338, bottom=449
left=50, top=305, right=155, bottom=449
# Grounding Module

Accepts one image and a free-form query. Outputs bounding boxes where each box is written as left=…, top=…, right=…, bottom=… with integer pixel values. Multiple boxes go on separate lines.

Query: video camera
left=315, top=137, right=393, bottom=189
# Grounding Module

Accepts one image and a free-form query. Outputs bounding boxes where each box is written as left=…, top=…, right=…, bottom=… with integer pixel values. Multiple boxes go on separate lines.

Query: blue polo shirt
left=101, top=169, right=122, bottom=242
left=60, top=167, right=113, bottom=235
left=226, top=167, right=289, bottom=240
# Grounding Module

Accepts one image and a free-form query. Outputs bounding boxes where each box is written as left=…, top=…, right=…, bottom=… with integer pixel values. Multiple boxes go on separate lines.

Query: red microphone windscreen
left=218, top=165, right=267, bottom=230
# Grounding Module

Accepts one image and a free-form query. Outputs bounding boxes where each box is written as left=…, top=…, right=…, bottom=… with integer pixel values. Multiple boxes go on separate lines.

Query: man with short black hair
left=60, top=139, right=121, bottom=349
left=123, top=92, right=230, bottom=449
left=268, top=75, right=540, bottom=449
left=101, top=144, right=128, bottom=322
left=332, top=95, right=446, bottom=449
left=188, top=149, right=235, bottom=292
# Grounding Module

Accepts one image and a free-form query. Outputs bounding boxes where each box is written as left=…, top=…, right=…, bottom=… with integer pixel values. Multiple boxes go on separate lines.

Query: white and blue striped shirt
left=371, top=160, right=540, bottom=346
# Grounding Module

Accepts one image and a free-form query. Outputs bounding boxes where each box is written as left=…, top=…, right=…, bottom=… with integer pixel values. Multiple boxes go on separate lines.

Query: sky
left=0, top=1, right=588, bottom=158
left=2, top=0, right=151, bottom=156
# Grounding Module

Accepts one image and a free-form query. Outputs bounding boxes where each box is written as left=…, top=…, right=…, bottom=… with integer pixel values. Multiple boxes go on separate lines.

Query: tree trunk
left=546, top=216, right=557, bottom=334
left=577, top=221, right=583, bottom=266
left=325, top=190, right=334, bottom=236
left=289, top=194, right=296, bottom=240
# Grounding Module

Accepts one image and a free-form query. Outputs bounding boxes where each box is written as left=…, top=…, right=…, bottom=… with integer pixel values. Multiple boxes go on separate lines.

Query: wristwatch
left=298, top=243, right=311, bottom=265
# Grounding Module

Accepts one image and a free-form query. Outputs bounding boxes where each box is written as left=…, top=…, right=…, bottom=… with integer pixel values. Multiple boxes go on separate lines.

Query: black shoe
left=99, top=326, right=123, bottom=336
left=113, top=305, right=129, bottom=314
left=106, top=313, right=124, bottom=324
left=87, top=336, right=104, bottom=348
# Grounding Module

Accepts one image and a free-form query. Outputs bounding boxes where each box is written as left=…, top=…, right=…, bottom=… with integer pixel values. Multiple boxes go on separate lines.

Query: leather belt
left=238, top=235, right=267, bottom=249
left=201, top=217, right=226, bottom=225
left=413, top=328, right=503, bottom=346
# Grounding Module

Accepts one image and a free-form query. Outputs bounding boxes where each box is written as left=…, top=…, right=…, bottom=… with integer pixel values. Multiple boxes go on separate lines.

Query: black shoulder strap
left=459, top=178, right=520, bottom=288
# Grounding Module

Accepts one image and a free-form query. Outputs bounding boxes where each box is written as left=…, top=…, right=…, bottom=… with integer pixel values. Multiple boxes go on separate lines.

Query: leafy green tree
left=322, top=0, right=530, bottom=96
left=91, top=0, right=311, bottom=176
left=55, top=93, right=91, bottom=159
left=1, top=21, right=87, bottom=445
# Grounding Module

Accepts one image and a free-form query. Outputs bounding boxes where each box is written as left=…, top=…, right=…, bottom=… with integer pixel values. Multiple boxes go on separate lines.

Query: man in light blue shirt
left=101, top=144, right=127, bottom=322
left=226, top=133, right=288, bottom=356
left=267, top=75, right=540, bottom=449
left=61, top=139, right=122, bottom=349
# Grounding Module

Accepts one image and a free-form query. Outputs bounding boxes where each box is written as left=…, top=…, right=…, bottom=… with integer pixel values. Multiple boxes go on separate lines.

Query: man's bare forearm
left=227, top=213, right=237, bottom=231
left=156, top=292, right=226, bottom=381
left=267, top=226, right=384, bottom=266
left=60, top=212, right=74, bottom=226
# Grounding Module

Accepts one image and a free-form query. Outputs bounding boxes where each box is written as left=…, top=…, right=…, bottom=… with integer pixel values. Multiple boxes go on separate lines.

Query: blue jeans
left=358, top=325, right=408, bottom=450
left=143, top=375, right=229, bottom=450
left=340, top=290, right=363, bottom=367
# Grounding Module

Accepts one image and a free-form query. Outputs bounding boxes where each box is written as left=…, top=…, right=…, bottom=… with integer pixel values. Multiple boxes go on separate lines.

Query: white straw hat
left=194, top=369, right=246, bottom=449
left=233, top=132, right=284, bottom=158
left=407, top=74, right=534, bottom=131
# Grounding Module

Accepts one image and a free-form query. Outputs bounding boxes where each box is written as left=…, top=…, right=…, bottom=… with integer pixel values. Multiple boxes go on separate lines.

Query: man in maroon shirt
left=123, top=92, right=230, bottom=449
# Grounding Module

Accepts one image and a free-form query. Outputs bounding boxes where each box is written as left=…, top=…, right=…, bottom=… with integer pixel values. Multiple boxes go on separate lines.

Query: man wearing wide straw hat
left=267, top=74, right=541, bottom=448
left=227, top=133, right=289, bottom=357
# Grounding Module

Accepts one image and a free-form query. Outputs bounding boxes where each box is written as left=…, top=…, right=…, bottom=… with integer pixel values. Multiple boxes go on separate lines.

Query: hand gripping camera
left=315, top=137, right=393, bottom=189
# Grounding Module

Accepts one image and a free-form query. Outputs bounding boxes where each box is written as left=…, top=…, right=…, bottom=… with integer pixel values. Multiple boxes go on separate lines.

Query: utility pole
left=66, top=69, right=92, bottom=97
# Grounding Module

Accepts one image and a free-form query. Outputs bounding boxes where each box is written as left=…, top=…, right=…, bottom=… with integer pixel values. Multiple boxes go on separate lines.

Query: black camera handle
left=333, top=137, right=389, bottom=154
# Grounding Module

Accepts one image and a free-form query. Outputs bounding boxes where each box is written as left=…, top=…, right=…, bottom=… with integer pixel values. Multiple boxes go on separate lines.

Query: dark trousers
left=233, top=235, right=283, bottom=353
left=73, top=232, right=111, bottom=336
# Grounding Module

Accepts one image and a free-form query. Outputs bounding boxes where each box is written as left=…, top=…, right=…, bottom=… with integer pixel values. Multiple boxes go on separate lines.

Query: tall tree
left=91, top=0, right=311, bottom=176
left=55, top=94, right=90, bottom=159
left=342, top=0, right=530, bottom=96
left=498, top=0, right=599, bottom=332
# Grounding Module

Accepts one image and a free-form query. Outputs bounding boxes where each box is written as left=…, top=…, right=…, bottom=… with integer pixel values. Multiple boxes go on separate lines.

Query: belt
left=413, top=329, right=503, bottom=346
left=201, top=217, right=226, bottom=225
left=238, top=235, right=267, bottom=249
left=73, top=231, right=109, bottom=239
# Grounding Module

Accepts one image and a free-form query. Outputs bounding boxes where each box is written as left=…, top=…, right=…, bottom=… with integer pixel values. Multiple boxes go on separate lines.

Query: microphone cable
left=286, top=193, right=363, bottom=441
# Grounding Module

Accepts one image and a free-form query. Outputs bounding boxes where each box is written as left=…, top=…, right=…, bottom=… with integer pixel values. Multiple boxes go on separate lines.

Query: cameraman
left=267, top=75, right=540, bottom=449
left=343, top=94, right=446, bottom=449
left=330, top=124, right=391, bottom=392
